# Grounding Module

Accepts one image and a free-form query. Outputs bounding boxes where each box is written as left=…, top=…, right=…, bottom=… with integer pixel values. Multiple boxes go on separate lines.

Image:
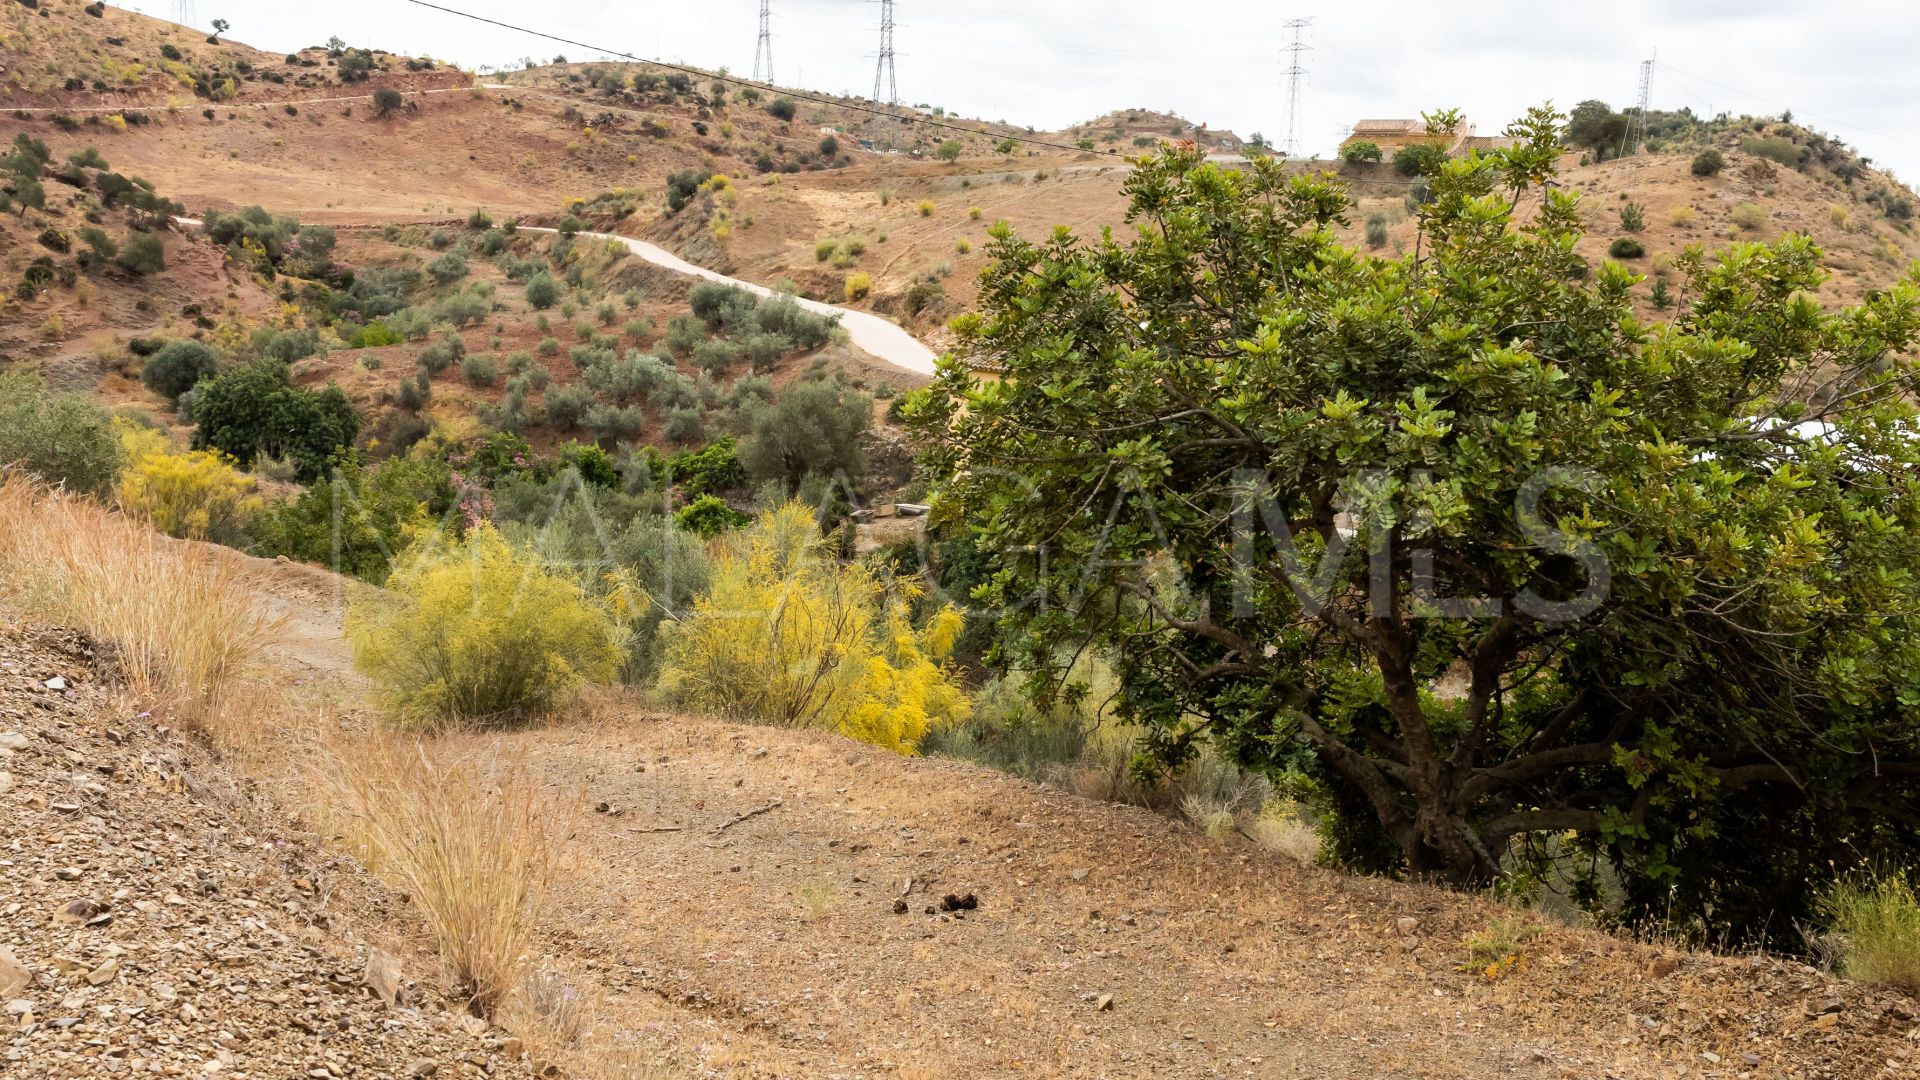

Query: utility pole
left=1620, top=48, right=1656, bottom=158
left=172, top=0, right=195, bottom=29
left=1281, top=18, right=1312, bottom=159
left=753, top=0, right=773, bottom=84
left=872, top=0, right=898, bottom=106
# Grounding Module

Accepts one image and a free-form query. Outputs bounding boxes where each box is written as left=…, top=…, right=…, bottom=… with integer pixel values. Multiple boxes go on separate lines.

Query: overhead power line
left=399, top=0, right=1098, bottom=155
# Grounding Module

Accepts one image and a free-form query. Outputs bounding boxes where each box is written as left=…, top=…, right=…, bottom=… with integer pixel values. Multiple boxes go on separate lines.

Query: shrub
left=692, top=337, right=741, bottom=376
left=658, top=503, right=969, bottom=753
left=428, top=250, right=469, bottom=284
left=740, top=380, right=872, bottom=492
left=1691, top=148, right=1726, bottom=177
left=916, top=199, right=935, bottom=217
left=665, top=169, right=712, bottom=213
left=1364, top=214, right=1388, bottom=249
left=814, top=238, right=838, bottom=262
left=1608, top=237, right=1645, bottom=258
left=1392, top=143, right=1447, bottom=177
left=524, top=271, right=561, bottom=310
left=0, top=371, right=123, bottom=496
left=417, top=333, right=466, bottom=374
left=142, top=339, right=218, bottom=401
left=623, top=317, right=654, bottom=342
left=462, top=353, right=499, bottom=387
left=954, top=239, right=971, bottom=255
left=348, top=527, right=624, bottom=727
left=117, top=426, right=261, bottom=546
left=190, top=363, right=359, bottom=480
left=844, top=271, right=873, bottom=301
left=936, top=141, right=963, bottom=163
left=665, top=314, right=705, bottom=354
left=672, top=493, right=750, bottom=538
left=543, top=384, right=594, bottom=429
left=1341, top=141, right=1383, bottom=164
left=767, top=97, right=798, bottom=121
left=0, top=478, right=278, bottom=729
left=252, top=453, right=452, bottom=582
left=1824, top=871, right=1920, bottom=993
left=663, top=406, right=704, bottom=443
left=1619, top=201, right=1646, bottom=232
left=1741, top=134, right=1806, bottom=169
left=467, top=208, right=493, bottom=230
left=537, top=335, right=561, bottom=357
left=1669, top=205, right=1696, bottom=226
left=373, top=88, right=407, bottom=117
left=116, top=231, right=166, bottom=275
left=1731, top=202, right=1769, bottom=231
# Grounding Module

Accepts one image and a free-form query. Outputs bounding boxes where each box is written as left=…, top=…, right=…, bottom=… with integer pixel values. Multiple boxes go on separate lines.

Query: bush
left=190, top=363, right=359, bottom=481
left=1607, top=237, right=1645, bottom=258
left=672, top=493, right=750, bottom=538
left=373, top=88, right=407, bottom=118
left=0, top=371, right=123, bottom=496
left=1691, top=148, right=1726, bottom=177
left=844, top=271, right=873, bottom=301
left=1364, top=214, right=1388, bottom=249
left=142, top=340, right=218, bottom=402
left=524, top=271, right=561, bottom=310
left=1741, top=134, right=1806, bottom=169
left=665, top=314, right=705, bottom=354
left=1392, top=143, right=1448, bottom=177
left=916, top=199, right=935, bottom=217
left=740, top=380, right=872, bottom=491
left=1619, top=201, right=1646, bottom=232
left=692, top=338, right=740, bottom=376
left=1341, top=141, right=1383, bottom=164
left=936, top=141, right=963, bottom=163
left=665, top=169, right=712, bottom=213
left=658, top=503, right=969, bottom=753
left=428, top=251, right=469, bottom=284
left=462, top=353, right=499, bottom=387
left=115, top=231, right=166, bottom=275
left=1824, top=871, right=1920, bottom=993
left=117, top=427, right=261, bottom=546
left=1731, top=202, right=1769, bottom=231
left=767, top=97, right=798, bottom=121
left=418, top=333, right=466, bottom=374
left=253, top=453, right=453, bottom=583
left=347, top=528, right=624, bottom=727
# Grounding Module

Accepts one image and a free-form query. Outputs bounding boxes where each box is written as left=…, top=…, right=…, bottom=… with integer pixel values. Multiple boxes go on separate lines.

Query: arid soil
left=13, top=550, right=1900, bottom=1079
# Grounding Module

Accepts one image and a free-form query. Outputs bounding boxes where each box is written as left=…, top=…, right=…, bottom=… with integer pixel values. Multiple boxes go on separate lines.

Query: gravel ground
left=0, top=621, right=514, bottom=1079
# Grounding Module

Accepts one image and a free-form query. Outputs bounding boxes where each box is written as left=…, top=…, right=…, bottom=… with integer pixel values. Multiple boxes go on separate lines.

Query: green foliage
left=1691, top=148, right=1726, bottom=177
left=142, top=340, right=219, bottom=402
left=767, top=97, right=798, bottom=122
left=1823, top=871, right=1920, bottom=993
left=1391, top=143, right=1447, bottom=177
left=1619, top=201, right=1646, bottom=232
left=936, top=141, right=964, bottom=163
left=910, top=112, right=1920, bottom=940
left=0, top=371, right=123, bottom=496
left=1607, top=236, right=1645, bottom=258
left=462, top=353, right=499, bottom=387
left=524, top=271, right=561, bottom=310
left=251, top=451, right=454, bottom=583
left=739, top=380, right=872, bottom=492
left=672, top=493, right=750, bottom=538
left=1341, top=141, right=1383, bottom=164
left=665, top=169, right=713, bottom=213
left=190, top=362, right=358, bottom=481
left=658, top=435, right=747, bottom=498
left=115, top=231, right=165, bottom=275
left=1742, top=134, right=1807, bottom=169
left=1363, top=213, right=1388, bottom=249
left=427, top=250, right=469, bottom=284
left=348, top=527, right=624, bottom=727
left=1565, top=100, right=1627, bottom=159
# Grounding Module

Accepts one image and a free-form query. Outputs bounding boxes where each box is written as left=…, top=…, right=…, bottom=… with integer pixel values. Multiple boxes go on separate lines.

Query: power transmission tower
left=872, top=0, right=898, bottom=106
left=172, top=0, right=196, bottom=29
left=1281, top=18, right=1313, bottom=159
left=1620, top=48, right=1656, bottom=157
left=753, top=0, right=773, bottom=84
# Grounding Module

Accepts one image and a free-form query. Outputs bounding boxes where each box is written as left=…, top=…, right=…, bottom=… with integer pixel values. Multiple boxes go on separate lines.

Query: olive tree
left=908, top=107, right=1920, bottom=938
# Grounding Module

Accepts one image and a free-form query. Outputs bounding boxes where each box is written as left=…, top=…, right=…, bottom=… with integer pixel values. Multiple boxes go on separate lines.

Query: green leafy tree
left=115, top=231, right=165, bottom=275
left=0, top=371, right=123, bottom=496
left=1391, top=143, right=1447, bottom=177
left=1565, top=99, right=1627, bottom=160
left=190, top=362, right=359, bottom=481
left=141, top=340, right=218, bottom=401
left=937, top=141, right=964, bottom=163
left=739, top=380, right=873, bottom=493
left=1341, top=141, right=1383, bottom=164
left=909, top=109, right=1920, bottom=940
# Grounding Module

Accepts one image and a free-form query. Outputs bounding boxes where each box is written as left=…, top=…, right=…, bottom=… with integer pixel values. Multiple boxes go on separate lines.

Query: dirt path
left=239, top=558, right=1918, bottom=1078
left=521, top=227, right=940, bottom=378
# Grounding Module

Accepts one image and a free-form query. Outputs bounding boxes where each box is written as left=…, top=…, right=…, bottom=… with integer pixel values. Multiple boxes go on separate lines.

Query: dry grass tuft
left=0, top=476, right=281, bottom=732
left=306, top=729, right=558, bottom=1017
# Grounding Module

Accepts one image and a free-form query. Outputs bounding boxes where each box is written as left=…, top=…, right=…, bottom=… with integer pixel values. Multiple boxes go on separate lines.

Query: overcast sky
left=130, top=0, right=1920, bottom=178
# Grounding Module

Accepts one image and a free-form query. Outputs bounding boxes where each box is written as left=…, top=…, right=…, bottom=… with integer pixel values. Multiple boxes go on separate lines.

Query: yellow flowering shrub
left=658, top=503, right=969, bottom=753
left=117, top=426, right=262, bottom=546
left=347, top=527, right=626, bottom=729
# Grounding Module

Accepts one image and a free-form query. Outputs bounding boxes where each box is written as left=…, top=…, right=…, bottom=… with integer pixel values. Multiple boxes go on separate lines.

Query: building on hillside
left=1339, top=118, right=1518, bottom=158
